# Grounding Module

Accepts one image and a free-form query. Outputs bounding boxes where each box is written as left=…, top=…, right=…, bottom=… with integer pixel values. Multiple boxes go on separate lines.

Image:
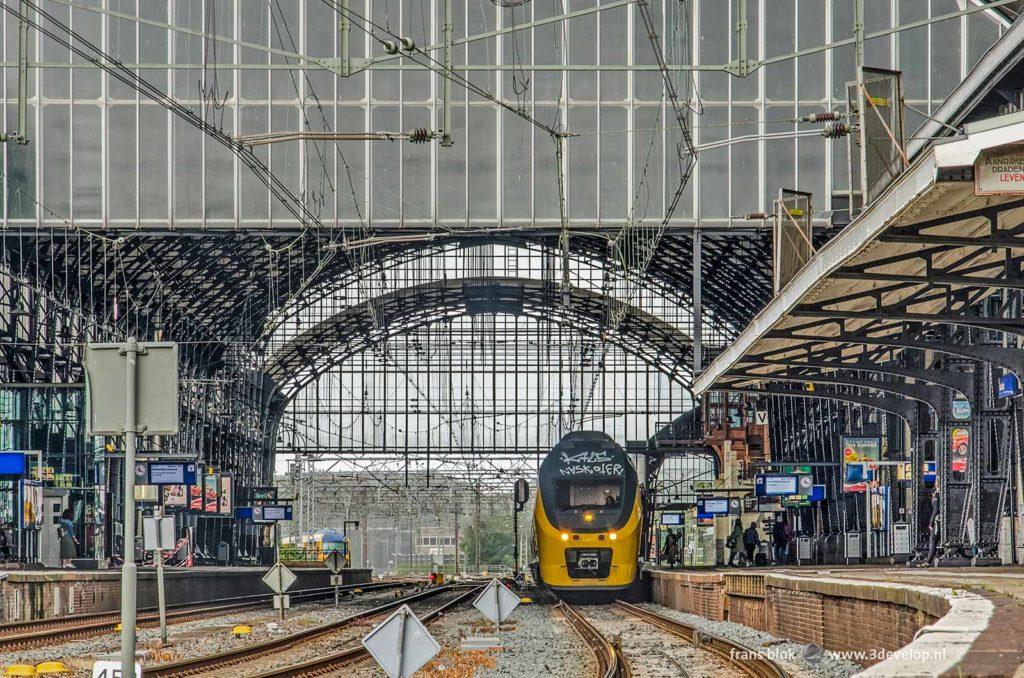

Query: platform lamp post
left=512, top=479, right=529, bottom=576
left=343, top=520, right=360, bottom=567
left=84, top=341, right=178, bottom=678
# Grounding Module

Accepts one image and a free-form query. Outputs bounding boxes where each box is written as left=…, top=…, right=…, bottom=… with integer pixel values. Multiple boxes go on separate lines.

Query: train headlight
left=560, top=532, right=570, bottom=541
left=583, top=513, right=594, bottom=522
left=609, top=532, right=618, bottom=541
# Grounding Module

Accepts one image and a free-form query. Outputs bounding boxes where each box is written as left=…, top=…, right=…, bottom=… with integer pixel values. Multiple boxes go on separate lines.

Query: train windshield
left=555, top=478, right=622, bottom=510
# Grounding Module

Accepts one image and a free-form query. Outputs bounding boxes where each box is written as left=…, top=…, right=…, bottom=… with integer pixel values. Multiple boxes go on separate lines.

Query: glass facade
left=0, top=1, right=1009, bottom=484
left=0, top=1, right=1004, bottom=230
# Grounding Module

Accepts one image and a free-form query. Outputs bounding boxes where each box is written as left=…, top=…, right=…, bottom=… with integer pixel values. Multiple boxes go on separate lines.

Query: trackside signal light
left=560, top=532, right=570, bottom=541
left=609, top=532, right=618, bottom=541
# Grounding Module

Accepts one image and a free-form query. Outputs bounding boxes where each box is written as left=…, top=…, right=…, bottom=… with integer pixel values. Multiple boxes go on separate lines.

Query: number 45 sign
left=93, top=661, right=142, bottom=678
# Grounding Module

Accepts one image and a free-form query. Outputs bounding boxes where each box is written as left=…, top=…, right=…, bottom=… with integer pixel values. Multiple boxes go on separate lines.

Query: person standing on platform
left=727, top=519, right=744, bottom=566
left=743, top=522, right=760, bottom=566
left=772, top=517, right=789, bottom=566
left=663, top=530, right=679, bottom=569
left=59, top=509, right=78, bottom=569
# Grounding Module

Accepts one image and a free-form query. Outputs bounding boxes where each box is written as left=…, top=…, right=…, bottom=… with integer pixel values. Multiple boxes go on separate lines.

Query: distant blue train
left=282, top=529, right=350, bottom=564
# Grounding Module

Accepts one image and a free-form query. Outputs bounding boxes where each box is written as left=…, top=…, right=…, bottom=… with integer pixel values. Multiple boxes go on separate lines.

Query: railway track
left=609, top=601, right=789, bottom=678
left=0, top=581, right=410, bottom=652
left=558, top=599, right=790, bottom=678
left=556, top=601, right=631, bottom=678
left=141, top=584, right=472, bottom=678
left=246, top=585, right=483, bottom=678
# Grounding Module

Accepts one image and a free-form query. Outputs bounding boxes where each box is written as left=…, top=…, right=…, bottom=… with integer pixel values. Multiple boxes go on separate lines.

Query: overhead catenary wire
left=3, top=0, right=327, bottom=247
left=320, top=0, right=566, bottom=138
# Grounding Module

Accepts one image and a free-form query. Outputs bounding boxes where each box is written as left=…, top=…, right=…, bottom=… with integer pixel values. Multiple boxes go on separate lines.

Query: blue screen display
left=998, top=373, right=1020, bottom=399
left=0, top=452, right=26, bottom=475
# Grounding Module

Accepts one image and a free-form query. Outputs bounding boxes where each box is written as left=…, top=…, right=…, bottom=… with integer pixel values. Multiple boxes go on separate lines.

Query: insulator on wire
left=400, top=37, right=416, bottom=52
left=822, top=122, right=852, bottom=139
left=742, top=212, right=771, bottom=220
left=383, top=40, right=398, bottom=54
left=800, top=111, right=842, bottom=123
left=408, top=128, right=433, bottom=144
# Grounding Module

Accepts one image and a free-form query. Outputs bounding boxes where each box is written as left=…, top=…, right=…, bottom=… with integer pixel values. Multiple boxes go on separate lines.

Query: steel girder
left=732, top=357, right=974, bottom=398
left=266, top=276, right=695, bottom=401
left=761, top=328, right=1024, bottom=378
left=723, top=370, right=947, bottom=414
left=719, top=386, right=919, bottom=423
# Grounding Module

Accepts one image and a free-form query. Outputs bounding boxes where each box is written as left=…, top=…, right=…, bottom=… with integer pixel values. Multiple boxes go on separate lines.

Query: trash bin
left=217, top=541, right=230, bottom=564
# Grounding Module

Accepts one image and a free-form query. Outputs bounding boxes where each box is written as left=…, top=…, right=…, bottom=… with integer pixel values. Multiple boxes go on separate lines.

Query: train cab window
left=555, top=478, right=621, bottom=510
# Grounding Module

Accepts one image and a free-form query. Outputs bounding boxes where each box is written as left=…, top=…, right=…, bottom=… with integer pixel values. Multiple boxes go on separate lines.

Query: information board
left=262, top=505, right=289, bottom=521
left=697, top=498, right=729, bottom=515
left=0, top=452, right=26, bottom=476
left=148, top=462, right=197, bottom=486
left=756, top=474, right=799, bottom=497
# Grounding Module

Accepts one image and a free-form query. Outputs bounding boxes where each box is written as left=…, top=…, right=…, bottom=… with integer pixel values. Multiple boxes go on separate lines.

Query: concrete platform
left=646, top=565, right=1024, bottom=677
left=0, top=566, right=373, bottom=623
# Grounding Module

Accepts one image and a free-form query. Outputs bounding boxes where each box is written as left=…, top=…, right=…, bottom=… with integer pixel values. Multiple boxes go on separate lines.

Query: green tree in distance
left=460, top=514, right=514, bottom=567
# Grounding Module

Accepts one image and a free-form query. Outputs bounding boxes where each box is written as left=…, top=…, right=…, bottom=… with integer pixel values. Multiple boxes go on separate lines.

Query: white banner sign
left=976, top=144, right=1024, bottom=195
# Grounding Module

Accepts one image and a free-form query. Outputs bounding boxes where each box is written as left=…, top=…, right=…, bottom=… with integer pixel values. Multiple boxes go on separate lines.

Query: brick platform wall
left=766, top=586, right=825, bottom=646
left=0, top=567, right=343, bottom=622
left=650, top=571, right=725, bottom=620
left=821, top=592, right=934, bottom=661
left=0, top=575, right=120, bottom=621
left=764, top=575, right=946, bottom=668
left=727, top=594, right=767, bottom=631
left=649, top=570, right=948, bottom=668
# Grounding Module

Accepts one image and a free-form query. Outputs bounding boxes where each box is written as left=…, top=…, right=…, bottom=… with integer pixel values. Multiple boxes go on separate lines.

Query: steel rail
left=141, top=585, right=458, bottom=678
left=0, top=581, right=410, bottom=652
left=613, top=600, right=789, bottom=678
left=247, top=584, right=484, bottom=678
left=556, top=601, right=631, bottom=678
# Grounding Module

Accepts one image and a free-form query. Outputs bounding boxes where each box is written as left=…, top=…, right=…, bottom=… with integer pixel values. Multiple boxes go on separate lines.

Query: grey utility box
left=844, top=531, right=863, bottom=564
left=891, top=522, right=911, bottom=563
left=796, top=536, right=813, bottom=564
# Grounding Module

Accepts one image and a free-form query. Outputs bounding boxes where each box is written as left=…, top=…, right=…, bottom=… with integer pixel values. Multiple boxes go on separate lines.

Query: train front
left=534, top=432, right=641, bottom=595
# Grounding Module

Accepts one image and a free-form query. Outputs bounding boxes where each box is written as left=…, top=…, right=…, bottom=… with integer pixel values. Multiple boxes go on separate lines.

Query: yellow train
left=530, top=431, right=644, bottom=601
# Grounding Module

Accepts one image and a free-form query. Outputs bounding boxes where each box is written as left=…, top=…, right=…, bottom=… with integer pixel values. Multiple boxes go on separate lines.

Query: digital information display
left=756, top=474, right=799, bottom=497
left=148, top=462, right=197, bottom=485
left=0, top=452, right=26, bottom=476
left=998, top=373, right=1021, bottom=399
left=698, top=498, right=730, bottom=515
left=261, top=505, right=289, bottom=521
left=660, top=513, right=683, bottom=525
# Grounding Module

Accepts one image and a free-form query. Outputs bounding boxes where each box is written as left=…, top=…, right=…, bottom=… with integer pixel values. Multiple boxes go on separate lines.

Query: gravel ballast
left=638, top=602, right=862, bottom=678
left=481, top=603, right=595, bottom=677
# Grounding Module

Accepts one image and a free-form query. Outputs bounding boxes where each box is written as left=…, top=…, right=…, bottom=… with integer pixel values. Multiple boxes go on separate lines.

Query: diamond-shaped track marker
left=262, top=563, right=297, bottom=594
left=362, top=604, right=441, bottom=678
left=472, top=578, right=521, bottom=625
